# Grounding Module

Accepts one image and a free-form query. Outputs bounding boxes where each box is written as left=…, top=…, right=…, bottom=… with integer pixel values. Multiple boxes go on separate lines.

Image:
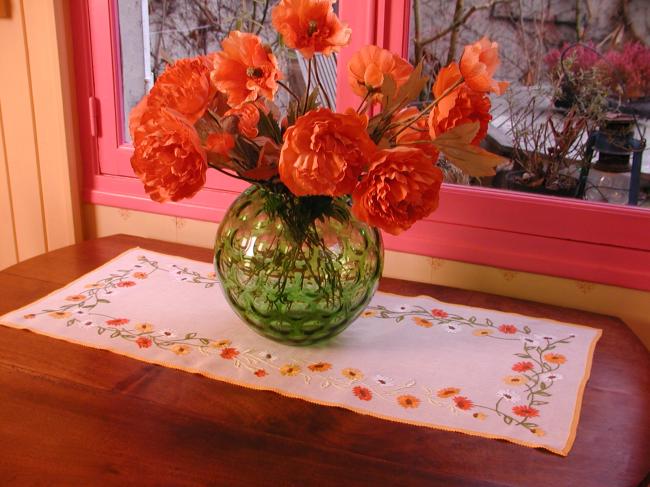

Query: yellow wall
left=0, top=0, right=81, bottom=270
left=84, top=203, right=650, bottom=350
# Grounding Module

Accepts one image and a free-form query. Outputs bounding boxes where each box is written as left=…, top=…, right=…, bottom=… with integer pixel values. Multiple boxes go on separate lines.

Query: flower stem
left=312, top=58, right=333, bottom=109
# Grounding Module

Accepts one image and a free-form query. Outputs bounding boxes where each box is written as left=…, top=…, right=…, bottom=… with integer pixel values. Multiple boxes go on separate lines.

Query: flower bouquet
left=129, top=0, right=508, bottom=345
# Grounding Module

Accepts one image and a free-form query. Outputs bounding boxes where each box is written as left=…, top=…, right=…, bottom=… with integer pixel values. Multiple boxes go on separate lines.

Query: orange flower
left=65, top=295, right=86, bottom=302
left=544, top=353, right=567, bottom=365
left=459, top=37, right=509, bottom=95
left=431, top=309, right=448, bottom=318
left=220, top=347, right=240, bottom=360
left=106, top=318, right=129, bottom=326
left=351, top=147, right=443, bottom=235
left=211, top=31, right=281, bottom=108
left=428, top=63, right=492, bottom=145
left=512, top=405, right=539, bottom=418
left=348, top=45, right=413, bottom=101
left=392, top=107, right=439, bottom=156
left=308, top=362, right=332, bottom=372
left=413, top=317, right=433, bottom=328
left=205, top=132, right=235, bottom=158
left=498, top=324, right=518, bottom=334
left=224, top=102, right=261, bottom=139
left=145, top=56, right=216, bottom=124
left=397, top=395, right=420, bottom=409
left=437, top=387, right=461, bottom=398
left=254, top=369, right=268, bottom=377
left=353, top=386, right=373, bottom=401
left=131, top=107, right=207, bottom=203
left=512, top=361, right=535, bottom=372
left=133, top=272, right=148, bottom=279
left=117, top=281, right=136, bottom=288
left=453, top=396, right=474, bottom=410
left=271, top=0, right=351, bottom=58
left=135, top=337, right=152, bottom=349
left=279, top=108, right=376, bottom=196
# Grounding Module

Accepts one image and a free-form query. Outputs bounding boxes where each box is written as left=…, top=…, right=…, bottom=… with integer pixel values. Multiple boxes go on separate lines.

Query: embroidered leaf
left=110, top=329, right=121, bottom=338
left=485, top=318, right=494, bottom=326
left=321, top=379, right=331, bottom=388
left=540, top=382, right=547, bottom=390
left=432, top=122, right=507, bottom=176
left=199, top=338, right=210, bottom=345
left=503, top=416, right=513, bottom=425
left=515, top=353, right=531, bottom=358
left=536, top=391, right=551, bottom=397
left=97, top=328, right=106, bottom=335
left=468, top=316, right=476, bottom=323
left=185, top=332, right=197, bottom=339
left=396, top=316, right=404, bottom=322
left=97, top=299, right=110, bottom=304
left=531, top=401, right=549, bottom=406
left=523, top=326, right=532, bottom=334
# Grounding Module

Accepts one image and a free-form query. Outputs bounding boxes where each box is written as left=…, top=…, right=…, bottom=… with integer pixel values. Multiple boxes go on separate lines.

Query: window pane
left=409, top=0, right=650, bottom=209
left=117, top=0, right=337, bottom=143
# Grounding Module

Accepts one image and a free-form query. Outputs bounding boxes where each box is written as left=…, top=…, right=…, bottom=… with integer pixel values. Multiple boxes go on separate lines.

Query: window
left=71, top=0, right=650, bottom=290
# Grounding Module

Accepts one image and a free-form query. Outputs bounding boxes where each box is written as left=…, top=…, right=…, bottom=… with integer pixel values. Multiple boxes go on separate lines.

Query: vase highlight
left=215, top=186, right=383, bottom=345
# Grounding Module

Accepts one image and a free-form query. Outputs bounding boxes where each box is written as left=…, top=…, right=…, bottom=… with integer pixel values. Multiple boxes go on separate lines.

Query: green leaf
left=185, top=332, right=197, bottom=339
left=523, top=326, right=532, bottom=334
left=383, top=62, right=428, bottom=114
left=257, top=108, right=282, bottom=144
left=396, top=316, right=404, bottom=322
left=97, top=299, right=110, bottom=304
left=540, top=382, right=547, bottom=390
left=536, top=391, right=551, bottom=397
left=110, top=329, right=121, bottom=338
left=531, top=401, right=549, bottom=405
left=515, top=353, right=531, bottom=358
left=199, top=338, right=210, bottom=345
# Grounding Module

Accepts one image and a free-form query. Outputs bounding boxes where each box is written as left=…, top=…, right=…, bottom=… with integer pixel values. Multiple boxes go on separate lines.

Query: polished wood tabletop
left=0, top=235, right=648, bottom=486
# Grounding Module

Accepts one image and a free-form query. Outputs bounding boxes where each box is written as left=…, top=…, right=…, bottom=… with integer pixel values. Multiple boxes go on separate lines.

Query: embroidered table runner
left=0, top=248, right=601, bottom=455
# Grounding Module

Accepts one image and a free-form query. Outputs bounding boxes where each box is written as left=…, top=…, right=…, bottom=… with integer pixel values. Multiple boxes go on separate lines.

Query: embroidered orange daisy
left=172, top=344, right=191, bottom=355
left=431, top=309, right=448, bottom=318
left=308, top=362, right=332, bottom=372
left=503, top=375, right=528, bottom=386
left=473, top=412, right=487, bottom=420
left=135, top=323, right=154, bottom=333
left=436, top=387, right=461, bottom=398
left=207, top=272, right=217, bottom=279
left=211, top=339, right=232, bottom=349
left=498, top=324, right=518, bottom=334
left=280, top=364, right=301, bottom=376
left=397, top=395, right=420, bottom=409
left=512, top=361, right=535, bottom=372
left=530, top=427, right=545, bottom=437
left=453, top=396, right=474, bottom=410
left=106, top=318, right=129, bottom=326
left=65, top=294, right=86, bottom=302
left=544, top=353, right=567, bottom=364
left=473, top=329, right=493, bottom=336
left=341, top=368, right=364, bottom=380
left=220, top=347, right=240, bottom=359
left=512, top=405, right=539, bottom=418
left=353, top=386, right=373, bottom=401
left=23, top=314, right=36, bottom=319
left=117, top=281, right=136, bottom=288
left=361, top=310, right=377, bottom=318
left=413, top=317, right=433, bottom=328
left=133, top=272, right=148, bottom=279
left=48, top=311, right=71, bottom=319
left=136, top=337, right=152, bottom=349
left=254, top=369, right=268, bottom=377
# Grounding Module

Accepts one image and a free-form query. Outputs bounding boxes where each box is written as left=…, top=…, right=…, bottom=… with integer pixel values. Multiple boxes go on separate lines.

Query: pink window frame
left=71, top=0, right=650, bottom=291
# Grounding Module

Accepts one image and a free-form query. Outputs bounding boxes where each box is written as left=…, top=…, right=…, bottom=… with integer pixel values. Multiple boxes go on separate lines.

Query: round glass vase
left=214, top=186, right=383, bottom=346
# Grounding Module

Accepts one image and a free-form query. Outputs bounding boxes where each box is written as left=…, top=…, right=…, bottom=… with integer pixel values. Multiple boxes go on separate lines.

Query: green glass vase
left=214, top=186, right=383, bottom=346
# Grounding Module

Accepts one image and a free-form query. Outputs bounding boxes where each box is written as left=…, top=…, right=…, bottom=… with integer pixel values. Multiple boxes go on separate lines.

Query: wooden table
left=1, top=235, right=648, bottom=486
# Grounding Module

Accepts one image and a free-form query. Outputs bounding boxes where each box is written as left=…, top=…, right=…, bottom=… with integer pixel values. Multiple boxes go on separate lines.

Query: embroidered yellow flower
left=308, top=362, right=332, bottom=372
left=543, top=353, right=567, bottom=364
left=397, top=395, right=420, bottom=409
left=211, top=339, right=232, bottom=349
left=361, top=310, right=377, bottom=318
left=503, top=375, right=528, bottom=386
left=65, top=294, right=86, bottom=302
left=473, top=329, right=493, bottom=336
left=413, top=317, right=433, bottom=328
left=171, top=344, right=191, bottom=355
left=280, top=364, right=301, bottom=376
left=135, top=322, right=154, bottom=333
left=48, top=311, right=71, bottom=319
left=436, top=387, right=461, bottom=398
left=473, top=412, right=487, bottom=420
left=531, top=427, right=546, bottom=437
left=84, top=283, right=102, bottom=289
left=133, top=272, right=148, bottom=279
left=341, top=368, right=364, bottom=380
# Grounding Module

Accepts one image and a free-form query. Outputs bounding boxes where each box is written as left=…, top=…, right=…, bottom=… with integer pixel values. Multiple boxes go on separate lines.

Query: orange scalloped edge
left=0, top=246, right=603, bottom=456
